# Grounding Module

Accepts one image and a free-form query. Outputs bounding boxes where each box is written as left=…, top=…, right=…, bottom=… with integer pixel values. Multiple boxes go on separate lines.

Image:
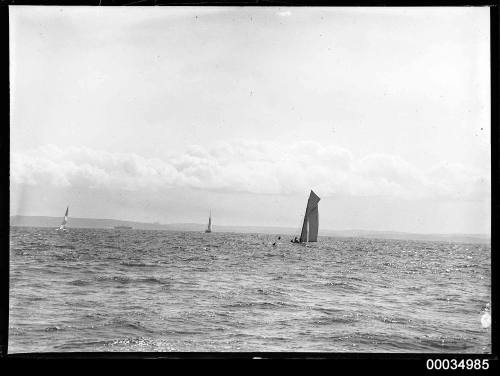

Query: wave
left=44, top=326, right=64, bottom=332
left=223, top=300, right=297, bottom=310
left=53, top=339, right=112, bottom=350
left=312, top=315, right=358, bottom=325
left=314, top=307, right=345, bottom=315
left=137, top=277, right=172, bottom=285
left=68, top=279, right=92, bottom=286
left=54, top=244, right=76, bottom=250
left=119, top=321, right=151, bottom=332
left=120, top=261, right=158, bottom=268
left=323, top=281, right=352, bottom=289
left=417, top=336, right=476, bottom=352
left=94, top=275, right=171, bottom=286
left=9, top=228, right=491, bottom=353
left=255, top=288, right=283, bottom=296
left=102, top=244, right=122, bottom=250
left=101, top=337, right=178, bottom=351
left=374, top=315, right=410, bottom=325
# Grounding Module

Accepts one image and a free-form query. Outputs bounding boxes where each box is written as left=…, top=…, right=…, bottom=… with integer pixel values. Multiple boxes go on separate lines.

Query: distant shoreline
left=10, top=215, right=491, bottom=244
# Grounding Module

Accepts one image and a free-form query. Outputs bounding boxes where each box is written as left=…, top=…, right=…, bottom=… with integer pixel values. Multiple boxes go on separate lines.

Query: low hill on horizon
left=10, top=215, right=490, bottom=244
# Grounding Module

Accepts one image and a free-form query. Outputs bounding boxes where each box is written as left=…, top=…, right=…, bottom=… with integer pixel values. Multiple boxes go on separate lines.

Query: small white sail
left=205, top=211, right=212, bottom=233
left=58, top=206, right=69, bottom=231
left=299, top=190, right=320, bottom=243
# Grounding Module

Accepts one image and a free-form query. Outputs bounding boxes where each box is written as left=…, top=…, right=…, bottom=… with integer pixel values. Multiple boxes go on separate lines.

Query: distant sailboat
left=205, top=211, right=212, bottom=233
left=292, top=190, right=320, bottom=243
left=57, top=206, right=69, bottom=231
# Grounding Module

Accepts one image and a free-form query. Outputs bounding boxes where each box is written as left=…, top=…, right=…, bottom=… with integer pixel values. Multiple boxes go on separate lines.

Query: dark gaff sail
left=299, top=190, right=321, bottom=242
left=205, top=210, right=212, bottom=233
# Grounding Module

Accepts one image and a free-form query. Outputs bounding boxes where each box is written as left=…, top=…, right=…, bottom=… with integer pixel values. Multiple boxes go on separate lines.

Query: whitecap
left=481, top=312, right=491, bottom=328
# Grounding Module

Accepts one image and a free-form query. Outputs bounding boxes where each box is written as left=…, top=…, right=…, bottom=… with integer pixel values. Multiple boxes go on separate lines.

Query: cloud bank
left=11, top=141, right=490, bottom=201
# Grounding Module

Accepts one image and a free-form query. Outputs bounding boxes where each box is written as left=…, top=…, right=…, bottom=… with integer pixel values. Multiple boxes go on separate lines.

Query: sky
left=10, top=6, right=491, bottom=234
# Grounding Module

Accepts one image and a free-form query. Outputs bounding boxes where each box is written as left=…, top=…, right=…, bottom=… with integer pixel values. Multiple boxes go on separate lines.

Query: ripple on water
left=8, top=227, right=491, bottom=353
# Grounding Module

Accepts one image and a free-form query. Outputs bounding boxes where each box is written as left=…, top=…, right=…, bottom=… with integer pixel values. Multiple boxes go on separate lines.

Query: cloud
left=277, top=10, right=292, bottom=17
left=11, top=141, right=490, bottom=201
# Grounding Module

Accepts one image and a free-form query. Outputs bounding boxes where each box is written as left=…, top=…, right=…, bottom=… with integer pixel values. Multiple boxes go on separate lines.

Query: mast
left=299, top=208, right=309, bottom=243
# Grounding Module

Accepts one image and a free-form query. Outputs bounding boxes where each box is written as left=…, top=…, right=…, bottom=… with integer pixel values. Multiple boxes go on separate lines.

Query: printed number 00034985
left=426, top=359, right=489, bottom=370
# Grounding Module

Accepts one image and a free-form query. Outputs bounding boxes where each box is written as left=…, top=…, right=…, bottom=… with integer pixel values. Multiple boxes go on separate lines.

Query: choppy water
left=9, top=227, right=491, bottom=353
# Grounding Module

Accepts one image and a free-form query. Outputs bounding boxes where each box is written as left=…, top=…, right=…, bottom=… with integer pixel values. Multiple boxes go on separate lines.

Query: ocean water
left=9, top=227, right=491, bottom=353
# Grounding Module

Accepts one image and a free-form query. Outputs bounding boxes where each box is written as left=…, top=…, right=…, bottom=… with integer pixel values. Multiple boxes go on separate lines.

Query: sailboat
left=205, top=211, right=212, bottom=233
left=57, top=206, right=69, bottom=231
left=292, top=190, right=320, bottom=243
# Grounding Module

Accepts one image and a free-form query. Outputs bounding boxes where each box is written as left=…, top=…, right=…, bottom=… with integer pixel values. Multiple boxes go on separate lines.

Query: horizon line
left=9, top=214, right=491, bottom=238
